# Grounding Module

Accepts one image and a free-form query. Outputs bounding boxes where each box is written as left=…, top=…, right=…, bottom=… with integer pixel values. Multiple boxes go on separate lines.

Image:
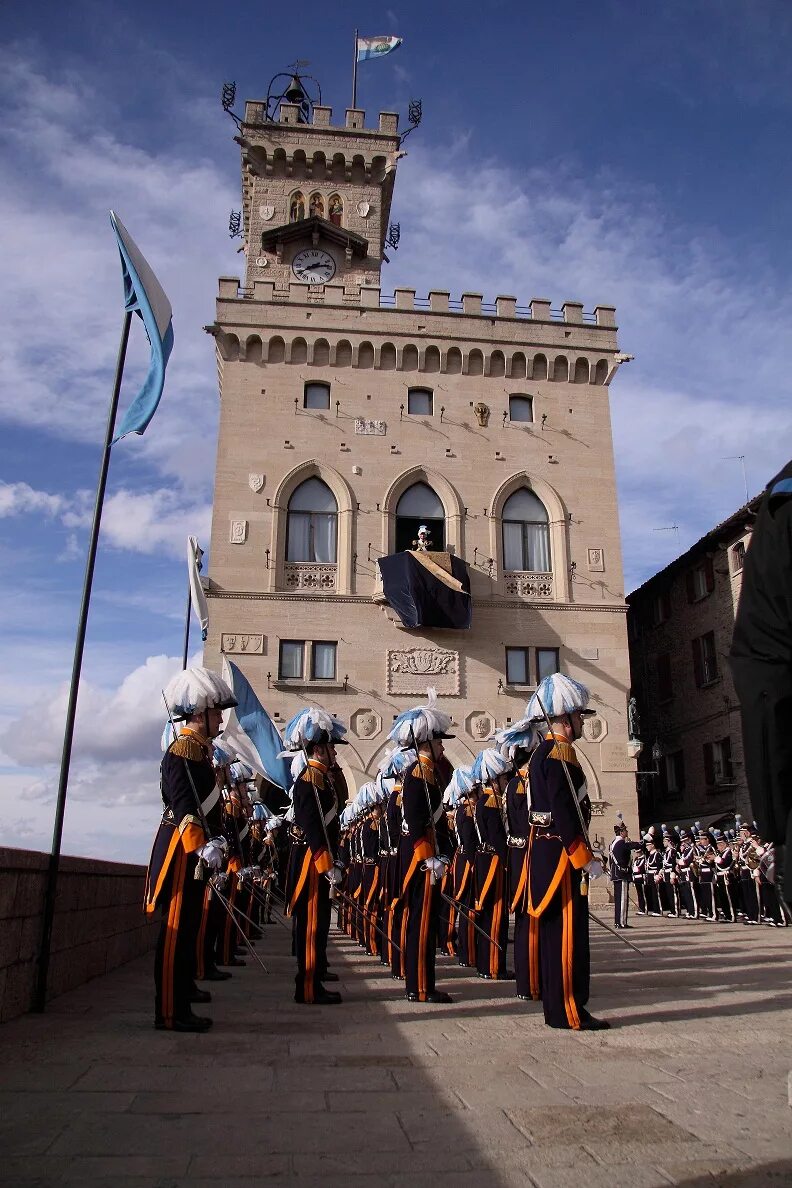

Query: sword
left=438, top=888, right=503, bottom=950
left=209, top=882, right=270, bottom=973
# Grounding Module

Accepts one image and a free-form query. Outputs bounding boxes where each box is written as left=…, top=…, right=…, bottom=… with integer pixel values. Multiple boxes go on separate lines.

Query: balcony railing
left=283, top=562, right=337, bottom=592
left=503, top=571, right=554, bottom=599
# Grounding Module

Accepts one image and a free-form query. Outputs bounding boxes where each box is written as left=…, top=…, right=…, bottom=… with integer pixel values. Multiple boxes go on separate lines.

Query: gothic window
left=395, top=482, right=445, bottom=553
left=309, top=192, right=325, bottom=218
left=502, top=488, right=551, bottom=572
left=328, top=193, right=343, bottom=226
left=289, top=191, right=306, bottom=222
left=286, top=477, right=338, bottom=563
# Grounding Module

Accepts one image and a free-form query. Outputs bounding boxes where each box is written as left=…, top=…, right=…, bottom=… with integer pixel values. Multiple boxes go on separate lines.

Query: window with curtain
left=536, top=647, right=560, bottom=682
left=501, top=488, right=551, bottom=572
left=311, top=641, right=337, bottom=680
left=505, top=647, right=530, bottom=685
left=279, top=640, right=304, bottom=679
left=286, top=477, right=338, bottom=563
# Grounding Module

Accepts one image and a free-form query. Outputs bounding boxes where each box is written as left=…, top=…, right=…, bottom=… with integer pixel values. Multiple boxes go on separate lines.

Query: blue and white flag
left=187, top=536, right=209, bottom=641
left=109, top=211, right=174, bottom=442
left=220, top=658, right=292, bottom=790
left=356, top=34, right=402, bottom=62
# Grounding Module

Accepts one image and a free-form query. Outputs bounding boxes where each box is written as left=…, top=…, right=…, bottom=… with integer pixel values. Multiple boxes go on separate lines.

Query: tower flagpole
left=352, top=28, right=359, bottom=108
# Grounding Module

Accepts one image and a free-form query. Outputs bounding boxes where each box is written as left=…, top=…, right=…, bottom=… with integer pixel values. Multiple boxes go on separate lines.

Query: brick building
left=626, top=497, right=761, bottom=828
left=203, top=72, right=638, bottom=841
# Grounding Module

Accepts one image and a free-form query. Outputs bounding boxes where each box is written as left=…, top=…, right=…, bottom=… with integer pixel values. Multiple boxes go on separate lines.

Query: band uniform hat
left=388, top=686, right=455, bottom=744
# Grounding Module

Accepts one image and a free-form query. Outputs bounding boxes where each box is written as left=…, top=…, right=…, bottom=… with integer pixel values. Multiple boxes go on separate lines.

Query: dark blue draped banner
left=377, top=552, right=472, bottom=629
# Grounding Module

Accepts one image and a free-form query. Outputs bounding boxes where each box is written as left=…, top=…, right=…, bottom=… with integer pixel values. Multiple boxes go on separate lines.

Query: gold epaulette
left=170, top=735, right=207, bottom=763
left=484, top=793, right=499, bottom=809
left=548, top=740, right=580, bottom=767
left=303, top=765, right=325, bottom=790
left=411, top=758, right=434, bottom=778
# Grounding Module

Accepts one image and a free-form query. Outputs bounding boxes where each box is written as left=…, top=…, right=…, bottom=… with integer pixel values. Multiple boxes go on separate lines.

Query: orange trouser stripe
left=529, top=913, right=540, bottom=999
left=417, top=870, right=431, bottom=1000
left=561, top=866, right=580, bottom=1030
left=195, top=883, right=211, bottom=978
left=162, top=845, right=186, bottom=1024
left=490, top=869, right=503, bottom=978
left=304, top=864, right=318, bottom=1003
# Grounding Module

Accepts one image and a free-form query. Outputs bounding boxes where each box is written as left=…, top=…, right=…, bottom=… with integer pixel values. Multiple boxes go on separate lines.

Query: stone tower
left=204, top=74, right=639, bottom=842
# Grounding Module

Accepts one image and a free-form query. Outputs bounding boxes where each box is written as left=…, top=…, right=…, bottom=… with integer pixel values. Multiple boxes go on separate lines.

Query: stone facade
left=626, top=498, right=760, bottom=828
left=204, top=91, right=638, bottom=848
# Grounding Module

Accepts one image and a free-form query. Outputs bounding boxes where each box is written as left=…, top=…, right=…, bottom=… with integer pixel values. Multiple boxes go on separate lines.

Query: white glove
left=584, top=858, right=604, bottom=880
left=422, top=856, right=445, bottom=883
left=326, top=864, right=344, bottom=886
left=198, top=840, right=226, bottom=872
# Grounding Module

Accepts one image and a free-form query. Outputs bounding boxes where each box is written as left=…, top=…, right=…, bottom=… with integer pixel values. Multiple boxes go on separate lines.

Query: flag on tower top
left=356, top=35, right=402, bottom=62
left=109, top=211, right=174, bottom=442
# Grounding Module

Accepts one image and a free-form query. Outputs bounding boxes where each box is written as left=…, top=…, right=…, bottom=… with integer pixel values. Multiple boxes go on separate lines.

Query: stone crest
left=587, top=548, right=605, bottom=572
left=357, top=200, right=371, bottom=217
left=259, top=204, right=275, bottom=221
left=221, top=634, right=265, bottom=655
left=474, top=402, right=490, bottom=428
left=352, top=708, right=382, bottom=739
left=229, top=520, right=248, bottom=544
left=248, top=473, right=264, bottom=493
left=388, top=648, right=460, bottom=696
left=466, top=711, right=494, bottom=740
left=582, top=714, right=607, bottom=743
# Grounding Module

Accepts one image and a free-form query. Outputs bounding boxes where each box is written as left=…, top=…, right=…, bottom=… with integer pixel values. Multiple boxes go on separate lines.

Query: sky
left=2, top=0, right=792, bottom=862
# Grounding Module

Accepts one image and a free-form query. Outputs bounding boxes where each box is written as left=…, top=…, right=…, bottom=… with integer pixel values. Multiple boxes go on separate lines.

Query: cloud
left=0, top=479, right=210, bottom=559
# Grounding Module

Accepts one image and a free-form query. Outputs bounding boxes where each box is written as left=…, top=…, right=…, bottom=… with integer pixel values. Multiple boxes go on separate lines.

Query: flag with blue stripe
left=220, top=658, right=292, bottom=790
left=356, top=34, right=402, bottom=61
left=109, top=211, right=174, bottom=442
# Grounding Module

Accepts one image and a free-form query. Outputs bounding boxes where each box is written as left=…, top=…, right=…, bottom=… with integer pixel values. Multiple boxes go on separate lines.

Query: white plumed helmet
left=388, top=687, right=454, bottom=746
left=472, top=747, right=512, bottom=785
left=526, top=673, right=593, bottom=723
left=163, top=666, right=237, bottom=721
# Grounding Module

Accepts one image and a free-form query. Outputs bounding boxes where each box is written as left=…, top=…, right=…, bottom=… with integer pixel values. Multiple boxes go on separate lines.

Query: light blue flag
left=109, top=211, right=174, bottom=442
left=356, top=34, right=402, bottom=62
left=220, top=658, right=292, bottom=790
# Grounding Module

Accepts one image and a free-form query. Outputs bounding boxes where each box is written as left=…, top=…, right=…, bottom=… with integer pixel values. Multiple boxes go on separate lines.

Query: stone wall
left=0, top=847, right=158, bottom=1023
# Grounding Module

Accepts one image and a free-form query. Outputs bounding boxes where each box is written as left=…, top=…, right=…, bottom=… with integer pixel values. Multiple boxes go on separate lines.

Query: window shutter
left=722, top=736, right=732, bottom=780
left=705, top=556, right=715, bottom=593
left=685, top=570, right=695, bottom=603
left=703, top=741, right=714, bottom=786
left=691, top=638, right=703, bottom=687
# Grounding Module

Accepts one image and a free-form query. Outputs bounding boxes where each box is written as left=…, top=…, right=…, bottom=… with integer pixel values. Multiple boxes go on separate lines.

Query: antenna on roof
left=724, top=455, right=749, bottom=505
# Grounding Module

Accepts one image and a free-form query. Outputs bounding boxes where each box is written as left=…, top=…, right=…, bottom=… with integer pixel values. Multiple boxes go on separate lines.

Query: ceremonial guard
left=194, top=746, right=233, bottom=983
left=695, top=827, right=717, bottom=920
left=499, top=720, right=540, bottom=1001
left=382, top=748, right=413, bottom=979
left=448, top=767, right=478, bottom=968
left=389, top=689, right=455, bottom=1004
left=145, top=666, right=237, bottom=1032
left=282, top=706, right=348, bottom=1005
left=472, top=747, right=513, bottom=980
left=713, top=830, right=737, bottom=922
left=524, top=674, right=608, bottom=1030
left=608, top=814, right=641, bottom=928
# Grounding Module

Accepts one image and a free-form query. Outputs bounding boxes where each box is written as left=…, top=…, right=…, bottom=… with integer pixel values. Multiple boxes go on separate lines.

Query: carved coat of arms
left=248, top=473, right=264, bottom=493
left=259, top=204, right=275, bottom=221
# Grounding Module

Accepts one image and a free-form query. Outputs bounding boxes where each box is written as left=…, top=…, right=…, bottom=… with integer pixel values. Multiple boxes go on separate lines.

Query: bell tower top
left=234, top=70, right=402, bottom=291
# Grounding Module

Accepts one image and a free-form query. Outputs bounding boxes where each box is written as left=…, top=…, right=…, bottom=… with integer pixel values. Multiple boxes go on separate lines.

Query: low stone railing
left=0, top=847, right=157, bottom=1023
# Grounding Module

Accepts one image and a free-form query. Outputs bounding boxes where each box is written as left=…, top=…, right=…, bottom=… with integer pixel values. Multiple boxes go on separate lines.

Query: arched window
left=286, top=478, right=338, bottom=563
left=328, top=193, right=343, bottom=226
left=509, top=394, right=534, bottom=423
left=395, top=482, right=445, bottom=553
left=304, top=382, right=330, bottom=409
left=289, top=191, right=305, bottom=222
left=309, top=192, right=324, bottom=218
left=502, top=488, right=550, bottom=572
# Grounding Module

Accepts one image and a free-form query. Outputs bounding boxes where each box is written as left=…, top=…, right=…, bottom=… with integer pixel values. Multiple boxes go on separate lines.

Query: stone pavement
left=1, top=902, right=791, bottom=1187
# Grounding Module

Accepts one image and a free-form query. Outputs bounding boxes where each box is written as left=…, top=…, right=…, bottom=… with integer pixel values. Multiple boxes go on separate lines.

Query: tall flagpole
left=352, top=28, right=359, bottom=108
left=33, top=310, right=133, bottom=1013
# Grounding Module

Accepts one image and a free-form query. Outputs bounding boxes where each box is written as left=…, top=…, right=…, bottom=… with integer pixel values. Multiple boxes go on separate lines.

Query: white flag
left=187, top=536, right=209, bottom=641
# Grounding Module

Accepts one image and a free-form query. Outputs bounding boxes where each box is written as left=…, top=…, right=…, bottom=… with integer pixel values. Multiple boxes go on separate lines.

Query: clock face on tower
left=291, top=248, right=336, bottom=283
